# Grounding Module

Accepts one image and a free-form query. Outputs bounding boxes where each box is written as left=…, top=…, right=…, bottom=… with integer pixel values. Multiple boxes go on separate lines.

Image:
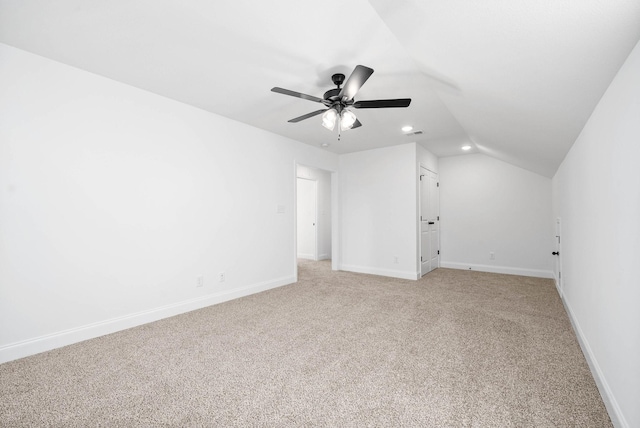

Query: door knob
left=428, top=221, right=435, bottom=225
left=552, top=251, right=559, bottom=256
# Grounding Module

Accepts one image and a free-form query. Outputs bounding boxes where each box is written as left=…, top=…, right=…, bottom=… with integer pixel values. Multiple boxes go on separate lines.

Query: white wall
left=0, top=44, right=338, bottom=363
left=551, top=40, right=640, bottom=428
left=439, top=154, right=553, bottom=277
left=417, top=144, right=438, bottom=174
left=339, top=143, right=420, bottom=279
left=296, top=165, right=332, bottom=260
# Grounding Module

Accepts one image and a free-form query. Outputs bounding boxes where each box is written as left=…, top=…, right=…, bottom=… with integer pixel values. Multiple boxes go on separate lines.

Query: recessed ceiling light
left=401, top=126, right=413, bottom=133
left=461, top=145, right=472, bottom=151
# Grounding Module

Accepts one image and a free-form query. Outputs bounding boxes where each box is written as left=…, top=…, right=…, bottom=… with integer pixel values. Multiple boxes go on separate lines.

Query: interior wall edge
left=561, top=296, right=627, bottom=428
left=0, top=275, right=295, bottom=365
left=552, top=272, right=562, bottom=297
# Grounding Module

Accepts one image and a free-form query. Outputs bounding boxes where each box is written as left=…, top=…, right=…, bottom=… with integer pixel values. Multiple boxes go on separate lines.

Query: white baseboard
left=0, top=275, right=295, bottom=365
left=440, top=261, right=553, bottom=279
left=318, top=253, right=330, bottom=261
left=340, top=264, right=419, bottom=280
left=561, top=296, right=627, bottom=427
left=297, top=253, right=314, bottom=260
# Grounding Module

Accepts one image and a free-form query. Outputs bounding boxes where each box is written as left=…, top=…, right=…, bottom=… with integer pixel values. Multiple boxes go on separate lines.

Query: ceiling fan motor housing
left=323, top=88, right=341, bottom=101
left=324, top=73, right=346, bottom=102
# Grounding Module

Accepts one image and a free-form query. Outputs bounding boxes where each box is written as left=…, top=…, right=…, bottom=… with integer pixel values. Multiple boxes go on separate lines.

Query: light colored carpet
left=0, top=261, right=611, bottom=427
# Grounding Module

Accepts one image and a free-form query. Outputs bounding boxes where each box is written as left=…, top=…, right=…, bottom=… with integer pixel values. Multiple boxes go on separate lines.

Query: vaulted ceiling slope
left=1, top=0, right=639, bottom=177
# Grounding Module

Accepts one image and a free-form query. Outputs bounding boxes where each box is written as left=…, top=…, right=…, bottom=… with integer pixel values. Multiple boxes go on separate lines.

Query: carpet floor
left=0, top=261, right=611, bottom=427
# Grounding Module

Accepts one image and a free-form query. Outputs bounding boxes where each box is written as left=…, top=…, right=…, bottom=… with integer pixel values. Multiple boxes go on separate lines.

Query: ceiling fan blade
left=271, top=87, right=325, bottom=104
left=338, top=65, right=374, bottom=101
left=353, top=98, right=411, bottom=109
left=288, top=109, right=327, bottom=123
left=351, top=118, right=362, bottom=129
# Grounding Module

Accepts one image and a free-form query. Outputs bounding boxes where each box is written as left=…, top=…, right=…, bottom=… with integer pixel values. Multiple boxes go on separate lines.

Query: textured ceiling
left=1, top=0, right=639, bottom=177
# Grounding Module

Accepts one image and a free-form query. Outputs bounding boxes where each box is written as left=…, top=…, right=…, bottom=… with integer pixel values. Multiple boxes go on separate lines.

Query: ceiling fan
left=271, top=65, right=411, bottom=132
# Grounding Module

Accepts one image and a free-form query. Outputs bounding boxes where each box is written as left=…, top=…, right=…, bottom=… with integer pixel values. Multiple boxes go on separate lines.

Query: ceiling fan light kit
left=340, top=109, right=357, bottom=131
left=321, top=108, right=337, bottom=130
left=271, top=65, right=411, bottom=140
left=321, top=107, right=358, bottom=131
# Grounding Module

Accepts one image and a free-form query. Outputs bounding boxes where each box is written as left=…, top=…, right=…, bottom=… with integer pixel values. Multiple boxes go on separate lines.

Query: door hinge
left=437, top=216, right=439, bottom=221
left=420, top=215, right=422, bottom=221
left=437, top=250, right=440, bottom=255
left=437, top=182, right=439, bottom=187
left=420, top=174, right=424, bottom=181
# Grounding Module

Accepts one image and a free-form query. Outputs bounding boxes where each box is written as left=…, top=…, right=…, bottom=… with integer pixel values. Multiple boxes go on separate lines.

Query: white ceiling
left=1, top=0, right=639, bottom=177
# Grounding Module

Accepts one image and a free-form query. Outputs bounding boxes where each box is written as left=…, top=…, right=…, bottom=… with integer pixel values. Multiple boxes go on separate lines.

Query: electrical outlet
left=218, top=272, right=225, bottom=283
left=197, top=275, right=204, bottom=288
left=489, top=252, right=495, bottom=260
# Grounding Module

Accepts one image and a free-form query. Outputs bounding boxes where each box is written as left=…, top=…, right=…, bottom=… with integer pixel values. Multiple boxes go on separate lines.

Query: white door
left=297, top=178, right=317, bottom=260
left=420, top=167, right=440, bottom=276
left=554, top=218, right=563, bottom=295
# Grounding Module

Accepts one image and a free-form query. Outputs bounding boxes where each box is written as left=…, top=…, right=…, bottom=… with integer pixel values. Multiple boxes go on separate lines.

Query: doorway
left=420, top=166, right=439, bottom=276
left=295, top=165, right=334, bottom=277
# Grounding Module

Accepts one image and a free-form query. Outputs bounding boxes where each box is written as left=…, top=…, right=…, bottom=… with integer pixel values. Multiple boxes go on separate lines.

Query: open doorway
left=420, top=165, right=440, bottom=276
left=295, top=165, right=333, bottom=277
